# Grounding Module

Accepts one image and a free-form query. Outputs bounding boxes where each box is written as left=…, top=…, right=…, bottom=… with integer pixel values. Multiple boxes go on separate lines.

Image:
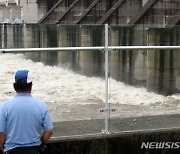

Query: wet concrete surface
left=50, top=99, right=180, bottom=122
left=51, top=114, right=180, bottom=139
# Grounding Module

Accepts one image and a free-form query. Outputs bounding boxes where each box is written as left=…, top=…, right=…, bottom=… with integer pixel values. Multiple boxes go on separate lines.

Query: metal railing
left=1, top=24, right=180, bottom=134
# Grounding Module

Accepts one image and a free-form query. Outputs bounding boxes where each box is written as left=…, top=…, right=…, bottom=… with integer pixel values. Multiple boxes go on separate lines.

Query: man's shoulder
left=32, top=97, right=46, bottom=104
left=0, top=99, right=14, bottom=110
left=31, top=97, right=44, bottom=103
left=2, top=99, right=14, bottom=105
left=31, top=97, right=48, bottom=108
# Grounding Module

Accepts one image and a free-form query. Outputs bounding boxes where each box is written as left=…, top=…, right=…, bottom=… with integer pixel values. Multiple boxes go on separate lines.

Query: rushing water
left=1, top=24, right=180, bottom=95
left=1, top=53, right=180, bottom=122
left=0, top=53, right=169, bottom=105
left=1, top=25, right=180, bottom=122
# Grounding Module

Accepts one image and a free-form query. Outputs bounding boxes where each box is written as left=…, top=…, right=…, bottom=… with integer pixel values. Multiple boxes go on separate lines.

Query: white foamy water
left=0, top=53, right=104, bottom=104
left=1, top=53, right=180, bottom=121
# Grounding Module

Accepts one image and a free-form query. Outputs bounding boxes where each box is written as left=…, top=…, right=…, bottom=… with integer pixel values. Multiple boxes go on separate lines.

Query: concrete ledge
left=46, top=128, right=180, bottom=154
left=45, top=114, right=180, bottom=154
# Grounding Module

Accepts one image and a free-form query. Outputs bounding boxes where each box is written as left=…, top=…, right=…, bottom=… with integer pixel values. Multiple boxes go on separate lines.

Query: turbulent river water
left=1, top=53, right=180, bottom=122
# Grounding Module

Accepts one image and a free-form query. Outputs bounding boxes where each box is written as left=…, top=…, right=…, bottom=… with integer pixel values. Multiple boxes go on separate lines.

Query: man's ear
left=13, top=83, right=18, bottom=92
left=28, top=83, right=32, bottom=93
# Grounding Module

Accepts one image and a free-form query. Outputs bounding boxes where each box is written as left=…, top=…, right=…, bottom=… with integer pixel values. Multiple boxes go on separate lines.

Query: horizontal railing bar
left=109, top=46, right=180, bottom=50
left=0, top=46, right=180, bottom=53
left=0, top=47, right=105, bottom=53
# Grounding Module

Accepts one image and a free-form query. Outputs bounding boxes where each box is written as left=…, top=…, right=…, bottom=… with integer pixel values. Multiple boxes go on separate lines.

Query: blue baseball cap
left=13, top=70, right=32, bottom=84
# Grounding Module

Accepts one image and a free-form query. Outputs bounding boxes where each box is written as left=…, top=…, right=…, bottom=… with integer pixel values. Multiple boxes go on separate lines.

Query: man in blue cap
left=0, top=70, right=54, bottom=154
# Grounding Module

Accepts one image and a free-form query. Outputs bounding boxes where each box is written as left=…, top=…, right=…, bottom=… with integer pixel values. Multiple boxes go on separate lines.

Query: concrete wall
left=19, top=0, right=38, bottom=23
left=0, top=0, right=180, bottom=25
left=45, top=128, right=180, bottom=154
left=0, top=1, right=22, bottom=23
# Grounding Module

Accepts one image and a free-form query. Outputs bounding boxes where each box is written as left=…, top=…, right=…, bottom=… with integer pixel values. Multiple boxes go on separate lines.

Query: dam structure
left=38, top=0, right=180, bottom=27
left=1, top=0, right=180, bottom=154
left=0, top=0, right=179, bottom=26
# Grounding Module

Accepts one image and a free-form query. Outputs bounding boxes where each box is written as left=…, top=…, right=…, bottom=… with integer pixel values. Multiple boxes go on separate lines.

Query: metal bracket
left=101, top=129, right=112, bottom=134
left=100, top=108, right=116, bottom=112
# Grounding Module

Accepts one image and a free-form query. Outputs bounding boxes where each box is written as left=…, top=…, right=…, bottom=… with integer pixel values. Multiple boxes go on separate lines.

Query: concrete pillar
left=7, top=24, right=23, bottom=48
left=23, top=24, right=40, bottom=61
left=57, top=26, right=70, bottom=65
left=39, top=25, right=48, bottom=64
left=174, top=27, right=180, bottom=91
left=2, top=24, right=19, bottom=48
left=147, top=28, right=160, bottom=93
left=79, top=26, right=94, bottom=76
left=115, top=27, right=138, bottom=84
left=109, top=27, right=120, bottom=80
left=44, top=25, right=58, bottom=65
left=147, top=28, right=177, bottom=95
left=39, top=25, right=48, bottom=48
left=132, top=25, right=147, bottom=82
left=23, top=24, right=33, bottom=48
left=174, top=50, right=180, bottom=91
left=162, top=50, right=176, bottom=95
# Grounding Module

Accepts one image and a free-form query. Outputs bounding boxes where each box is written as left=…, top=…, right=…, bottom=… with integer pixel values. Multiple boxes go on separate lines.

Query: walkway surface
left=51, top=114, right=180, bottom=139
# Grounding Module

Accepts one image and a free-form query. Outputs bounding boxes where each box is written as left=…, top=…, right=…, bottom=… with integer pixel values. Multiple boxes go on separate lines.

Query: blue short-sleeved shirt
left=0, top=93, right=54, bottom=152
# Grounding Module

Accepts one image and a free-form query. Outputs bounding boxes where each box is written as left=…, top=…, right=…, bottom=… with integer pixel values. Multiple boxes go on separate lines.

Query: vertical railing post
left=2, top=23, right=4, bottom=49
left=102, top=24, right=110, bottom=134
